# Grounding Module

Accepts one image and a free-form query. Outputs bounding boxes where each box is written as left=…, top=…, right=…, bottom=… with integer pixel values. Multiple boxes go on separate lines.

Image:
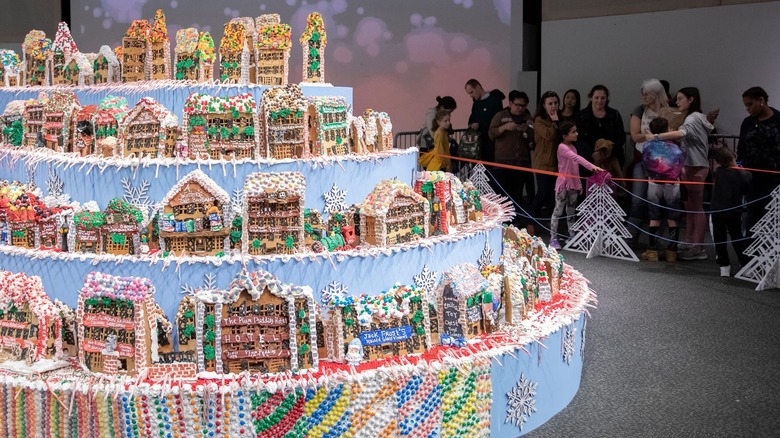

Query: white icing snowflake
left=580, top=318, right=587, bottom=358
left=562, top=324, right=576, bottom=365
left=413, top=265, right=438, bottom=295
left=122, top=178, right=155, bottom=217
left=506, top=373, right=537, bottom=431
left=323, top=183, right=347, bottom=214
left=46, top=168, right=64, bottom=198
left=231, top=188, right=244, bottom=213
left=321, top=281, right=348, bottom=305
left=478, top=240, right=493, bottom=269
left=469, top=163, right=495, bottom=195
left=181, top=273, right=219, bottom=295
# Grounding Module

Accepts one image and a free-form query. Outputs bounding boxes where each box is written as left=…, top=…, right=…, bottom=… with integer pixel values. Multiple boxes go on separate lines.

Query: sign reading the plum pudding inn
left=359, top=325, right=412, bottom=347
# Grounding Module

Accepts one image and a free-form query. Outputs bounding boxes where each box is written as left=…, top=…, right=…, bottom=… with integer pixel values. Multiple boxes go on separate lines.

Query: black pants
left=712, top=214, right=749, bottom=267
left=529, top=173, right=556, bottom=222
left=492, top=159, right=535, bottom=224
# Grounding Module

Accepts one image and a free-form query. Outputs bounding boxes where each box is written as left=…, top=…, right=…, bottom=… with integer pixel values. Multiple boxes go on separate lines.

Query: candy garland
left=251, top=388, right=307, bottom=438
left=0, top=261, right=593, bottom=437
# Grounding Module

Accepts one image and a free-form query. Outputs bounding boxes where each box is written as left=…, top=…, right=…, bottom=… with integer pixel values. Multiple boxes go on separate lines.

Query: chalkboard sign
left=466, top=304, right=481, bottom=323
left=442, top=285, right=462, bottom=337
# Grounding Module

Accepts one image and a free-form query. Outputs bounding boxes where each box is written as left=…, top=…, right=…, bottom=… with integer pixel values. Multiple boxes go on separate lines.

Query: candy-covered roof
left=196, top=32, right=216, bottom=63
left=300, top=12, right=327, bottom=46
left=183, top=92, right=256, bottom=115
left=45, top=90, right=80, bottom=113
left=415, top=170, right=449, bottom=183
left=76, top=104, right=97, bottom=121
left=441, top=263, right=488, bottom=299
left=22, top=30, right=52, bottom=60
left=103, top=198, right=144, bottom=223
left=219, top=21, right=245, bottom=54
left=243, top=171, right=305, bottom=198
left=149, top=9, right=169, bottom=43
left=0, top=49, right=20, bottom=71
left=308, top=95, right=348, bottom=112
left=97, top=45, right=119, bottom=66
left=125, top=20, right=151, bottom=40
left=257, top=22, right=292, bottom=50
left=158, top=169, right=230, bottom=210
left=175, top=28, right=199, bottom=55
left=80, top=272, right=155, bottom=302
left=359, top=179, right=428, bottom=217
left=325, top=283, right=426, bottom=327
left=376, top=111, right=393, bottom=131
left=123, top=96, right=178, bottom=128
left=96, top=95, right=129, bottom=123
left=230, top=17, right=256, bottom=35
left=53, top=21, right=78, bottom=55
left=0, top=271, right=59, bottom=320
left=222, top=268, right=313, bottom=304
left=262, top=83, right=307, bottom=111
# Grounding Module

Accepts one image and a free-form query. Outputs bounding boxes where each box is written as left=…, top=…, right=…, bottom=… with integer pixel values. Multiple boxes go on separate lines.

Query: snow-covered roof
left=122, top=96, right=178, bottom=128
left=440, top=263, right=488, bottom=299
left=175, top=28, right=199, bottom=55
left=360, top=179, right=427, bottom=217
left=97, top=45, right=119, bottom=66
left=243, top=171, right=305, bottom=198
left=158, top=169, right=230, bottom=210
left=52, top=21, right=78, bottom=56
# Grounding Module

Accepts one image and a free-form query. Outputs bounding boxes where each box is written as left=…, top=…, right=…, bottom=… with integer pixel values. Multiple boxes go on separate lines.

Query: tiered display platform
left=0, top=80, right=594, bottom=437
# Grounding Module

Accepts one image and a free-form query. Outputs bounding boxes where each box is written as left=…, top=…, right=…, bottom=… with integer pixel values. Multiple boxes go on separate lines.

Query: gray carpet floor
left=527, top=249, right=780, bottom=438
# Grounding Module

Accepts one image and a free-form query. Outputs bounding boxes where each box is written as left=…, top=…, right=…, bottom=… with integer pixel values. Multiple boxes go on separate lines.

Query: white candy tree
left=736, top=186, right=780, bottom=290
left=563, top=180, right=638, bottom=262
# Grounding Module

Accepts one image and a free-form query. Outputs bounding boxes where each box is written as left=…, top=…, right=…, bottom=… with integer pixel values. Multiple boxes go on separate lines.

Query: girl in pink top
left=549, top=121, right=603, bottom=249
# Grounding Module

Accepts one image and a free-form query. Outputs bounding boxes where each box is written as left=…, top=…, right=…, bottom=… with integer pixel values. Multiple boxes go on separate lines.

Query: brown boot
left=641, top=249, right=659, bottom=262
left=665, top=249, right=677, bottom=263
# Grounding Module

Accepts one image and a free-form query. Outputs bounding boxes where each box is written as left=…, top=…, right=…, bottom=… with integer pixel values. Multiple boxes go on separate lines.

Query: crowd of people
left=417, top=78, right=780, bottom=277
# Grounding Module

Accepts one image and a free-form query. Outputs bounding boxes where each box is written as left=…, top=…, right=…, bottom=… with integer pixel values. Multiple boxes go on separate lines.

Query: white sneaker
left=720, top=266, right=731, bottom=277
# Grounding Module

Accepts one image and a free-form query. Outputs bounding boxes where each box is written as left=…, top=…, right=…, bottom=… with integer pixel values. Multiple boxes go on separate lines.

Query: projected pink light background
left=71, top=0, right=510, bottom=131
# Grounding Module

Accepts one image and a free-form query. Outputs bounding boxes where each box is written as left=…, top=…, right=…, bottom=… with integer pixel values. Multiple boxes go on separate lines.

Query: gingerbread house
left=0, top=50, right=22, bottom=87
left=175, top=295, right=198, bottom=353
left=325, top=283, right=431, bottom=363
left=77, top=272, right=159, bottom=376
left=182, top=92, right=259, bottom=160
left=255, top=14, right=291, bottom=86
left=4, top=191, right=37, bottom=248
left=148, top=9, right=171, bottom=80
left=307, top=96, right=350, bottom=156
left=448, top=174, right=469, bottom=225
left=118, top=97, right=178, bottom=158
left=348, top=113, right=367, bottom=154
left=414, top=171, right=453, bottom=236
left=220, top=269, right=318, bottom=373
left=71, top=52, right=95, bottom=86
left=22, top=94, right=46, bottom=148
left=502, top=230, right=538, bottom=325
left=42, top=90, right=80, bottom=152
left=300, top=12, right=327, bottom=83
left=242, top=171, right=306, bottom=255
left=51, top=22, right=79, bottom=86
left=93, top=95, right=129, bottom=156
left=22, top=30, right=51, bottom=86
left=174, top=28, right=198, bottom=79
left=219, top=21, right=252, bottom=84
left=122, top=20, right=150, bottom=82
left=359, top=179, right=429, bottom=246
left=363, top=110, right=393, bottom=152
left=260, top=84, right=308, bottom=159
left=101, top=198, right=143, bottom=256
left=92, top=45, right=120, bottom=84
left=2, top=100, right=25, bottom=146
left=437, top=263, right=491, bottom=340
left=69, top=203, right=104, bottom=254
left=72, top=104, right=96, bottom=156
left=195, top=32, right=216, bottom=81
left=157, top=170, right=230, bottom=256
left=0, top=271, right=64, bottom=364
left=36, top=200, right=71, bottom=250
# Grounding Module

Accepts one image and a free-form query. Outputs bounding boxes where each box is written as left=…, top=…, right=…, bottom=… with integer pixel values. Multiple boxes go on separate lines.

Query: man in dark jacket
left=465, top=79, right=503, bottom=165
